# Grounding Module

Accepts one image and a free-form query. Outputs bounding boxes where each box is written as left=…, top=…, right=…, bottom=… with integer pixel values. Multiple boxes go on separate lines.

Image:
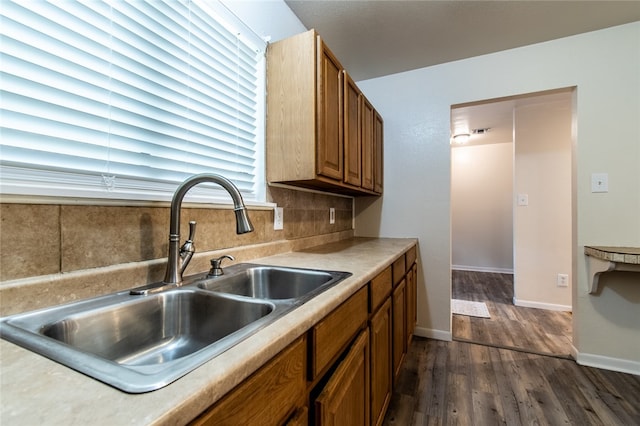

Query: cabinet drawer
left=310, top=286, right=368, bottom=379
left=369, top=266, right=392, bottom=313
left=192, top=337, right=306, bottom=426
left=392, top=255, right=406, bottom=286
left=406, top=245, right=417, bottom=268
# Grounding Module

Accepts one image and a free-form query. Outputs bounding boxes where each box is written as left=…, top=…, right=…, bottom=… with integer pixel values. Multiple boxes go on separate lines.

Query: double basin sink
left=0, top=264, right=351, bottom=393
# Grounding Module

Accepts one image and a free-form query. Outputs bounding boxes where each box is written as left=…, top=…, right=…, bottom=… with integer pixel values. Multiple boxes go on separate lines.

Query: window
left=0, top=0, right=266, bottom=203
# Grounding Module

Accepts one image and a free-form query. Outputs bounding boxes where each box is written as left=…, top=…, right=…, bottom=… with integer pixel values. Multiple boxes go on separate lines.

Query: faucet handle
left=186, top=220, right=197, bottom=243
left=180, top=221, right=197, bottom=256
left=208, top=254, right=235, bottom=277
left=179, top=221, right=197, bottom=276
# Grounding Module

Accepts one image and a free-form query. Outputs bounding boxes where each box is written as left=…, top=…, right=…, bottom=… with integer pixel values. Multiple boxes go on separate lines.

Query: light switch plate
left=591, top=173, right=608, bottom=193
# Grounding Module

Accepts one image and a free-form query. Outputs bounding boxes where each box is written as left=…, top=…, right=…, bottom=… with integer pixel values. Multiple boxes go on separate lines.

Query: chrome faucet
left=163, top=174, right=254, bottom=285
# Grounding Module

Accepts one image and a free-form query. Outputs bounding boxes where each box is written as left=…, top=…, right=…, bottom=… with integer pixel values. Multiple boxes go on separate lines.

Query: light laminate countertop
left=0, top=237, right=416, bottom=426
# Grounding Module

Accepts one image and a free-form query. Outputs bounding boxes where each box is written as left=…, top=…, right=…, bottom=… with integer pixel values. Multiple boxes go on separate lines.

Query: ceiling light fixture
left=451, top=133, right=470, bottom=144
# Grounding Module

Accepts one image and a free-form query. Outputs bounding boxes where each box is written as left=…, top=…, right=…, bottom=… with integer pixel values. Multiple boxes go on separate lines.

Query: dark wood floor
left=383, top=338, right=640, bottom=425
left=452, top=270, right=573, bottom=357
left=382, top=270, right=640, bottom=425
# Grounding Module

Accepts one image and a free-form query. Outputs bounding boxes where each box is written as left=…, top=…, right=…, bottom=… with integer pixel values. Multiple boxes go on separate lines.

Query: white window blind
left=0, top=0, right=266, bottom=203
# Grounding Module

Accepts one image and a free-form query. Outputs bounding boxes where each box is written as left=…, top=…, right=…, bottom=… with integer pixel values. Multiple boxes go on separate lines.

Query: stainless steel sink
left=0, top=288, right=278, bottom=393
left=0, top=264, right=351, bottom=393
left=41, top=290, right=273, bottom=366
left=198, top=264, right=349, bottom=300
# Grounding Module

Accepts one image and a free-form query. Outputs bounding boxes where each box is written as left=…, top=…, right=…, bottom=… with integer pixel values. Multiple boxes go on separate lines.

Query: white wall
left=514, top=97, right=573, bottom=310
left=355, top=22, right=640, bottom=371
left=451, top=143, right=513, bottom=273
left=221, top=0, right=306, bottom=43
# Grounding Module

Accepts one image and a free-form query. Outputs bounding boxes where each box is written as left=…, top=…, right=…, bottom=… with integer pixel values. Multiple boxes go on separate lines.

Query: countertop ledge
left=0, top=237, right=417, bottom=426
left=584, top=246, right=640, bottom=264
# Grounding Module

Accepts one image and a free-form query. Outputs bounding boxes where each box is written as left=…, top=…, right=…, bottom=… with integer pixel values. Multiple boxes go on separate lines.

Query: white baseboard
left=413, top=326, right=452, bottom=342
left=513, top=298, right=572, bottom=312
left=574, top=348, right=640, bottom=375
left=452, top=265, right=514, bottom=274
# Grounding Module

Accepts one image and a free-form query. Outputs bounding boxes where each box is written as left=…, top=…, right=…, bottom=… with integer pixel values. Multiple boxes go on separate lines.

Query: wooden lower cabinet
left=285, top=407, right=309, bottom=426
left=191, top=336, right=306, bottom=426
left=193, top=246, right=418, bottom=426
left=315, top=329, right=370, bottom=426
left=369, top=298, right=392, bottom=426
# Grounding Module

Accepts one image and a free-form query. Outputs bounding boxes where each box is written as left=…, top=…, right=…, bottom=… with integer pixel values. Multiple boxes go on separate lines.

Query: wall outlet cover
left=273, top=206, right=283, bottom=230
left=517, top=194, right=529, bottom=206
left=591, top=173, right=608, bottom=193
left=557, top=273, right=569, bottom=287
left=329, top=207, right=335, bottom=224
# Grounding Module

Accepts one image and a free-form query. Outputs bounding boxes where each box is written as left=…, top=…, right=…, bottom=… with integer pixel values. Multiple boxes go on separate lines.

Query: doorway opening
left=450, top=88, right=575, bottom=358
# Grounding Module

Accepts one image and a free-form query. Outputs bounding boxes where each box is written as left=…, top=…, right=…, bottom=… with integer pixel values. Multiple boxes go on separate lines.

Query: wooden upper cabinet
left=361, top=95, right=374, bottom=191
left=343, top=71, right=361, bottom=187
left=316, top=38, right=344, bottom=181
left=266, top=29, right=383, bottom=196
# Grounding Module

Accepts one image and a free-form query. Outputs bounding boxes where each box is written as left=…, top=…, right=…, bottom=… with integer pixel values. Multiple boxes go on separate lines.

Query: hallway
left=452, top=270, right=572, bottom=357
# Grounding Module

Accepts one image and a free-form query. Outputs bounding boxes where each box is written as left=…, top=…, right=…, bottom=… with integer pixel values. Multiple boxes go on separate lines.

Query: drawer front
left=311, top=286, right=368, bottom=379
left=406, top=245, right=417, bottom=268
left=369, top=266, right=392, bottom=313
left=192, top=337, right=306, bottom=426
left=392, top=255, right=406, bottom=286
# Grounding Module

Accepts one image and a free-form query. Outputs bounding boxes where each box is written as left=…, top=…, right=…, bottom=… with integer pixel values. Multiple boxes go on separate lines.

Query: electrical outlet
left=517, top=194, right=529, bottom=206
left=329, top=207, right=335, bottom=224
left=273, top=207, right=283, bottom=230
left=557, top=273, right=569, bottom=287
left=591, top=173, right=608, bottom=193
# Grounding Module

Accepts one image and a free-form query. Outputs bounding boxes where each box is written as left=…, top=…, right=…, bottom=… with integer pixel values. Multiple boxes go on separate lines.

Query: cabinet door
left=285, top=407, right=309, bottom=426
left=361, top=96, right=374, bottom=191
left=316, top=38, right=343, bottom=181
left=392, top=279, right=407, bottom=382
left=343, top=71, right=361, bottom=187
left=315, top=329, right=370, bottom=426
left=406, top=265, right=417, bottom=347
left=370, top=299, right=392, bottom=426
left=373, top=112, right=384, bottom=194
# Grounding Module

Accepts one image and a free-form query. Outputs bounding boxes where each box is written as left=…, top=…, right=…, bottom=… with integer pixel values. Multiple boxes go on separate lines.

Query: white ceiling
left=286, top=0, right=640, bottom=81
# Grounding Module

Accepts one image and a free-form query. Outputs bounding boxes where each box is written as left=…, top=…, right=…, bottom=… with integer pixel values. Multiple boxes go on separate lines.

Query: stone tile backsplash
left=0, top=186, right=354, bottom=282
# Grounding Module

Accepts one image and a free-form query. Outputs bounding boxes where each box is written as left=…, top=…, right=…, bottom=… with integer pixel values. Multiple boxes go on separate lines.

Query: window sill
left=0, top=194, right=276, bottom=211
